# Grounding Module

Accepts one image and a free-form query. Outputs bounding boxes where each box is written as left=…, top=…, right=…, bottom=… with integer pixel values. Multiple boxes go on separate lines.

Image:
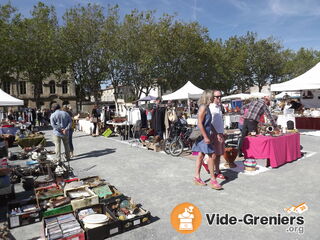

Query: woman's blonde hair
left=198, top=89, right=214, bottom=106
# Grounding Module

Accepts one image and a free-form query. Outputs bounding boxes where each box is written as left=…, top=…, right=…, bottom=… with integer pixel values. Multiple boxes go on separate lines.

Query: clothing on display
left=127, top=108, right=141, bottom=125
left=164, top=107, right=178, bottom=138
left=151, top=105, right=166, bottom=137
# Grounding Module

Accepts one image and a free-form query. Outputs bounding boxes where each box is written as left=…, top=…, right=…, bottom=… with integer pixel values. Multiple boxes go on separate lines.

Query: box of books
left=43, top=212, right=85, bottom=240
left=75, top=204, right=122, bottom=239
left=64, top=186, right=99, bottom=211
left=7, top=197, right=41, bottom=229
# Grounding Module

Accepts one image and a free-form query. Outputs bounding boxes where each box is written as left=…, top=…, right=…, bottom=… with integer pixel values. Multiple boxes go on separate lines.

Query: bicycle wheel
left=163, top=138, right=172, bottom=155
left=169, top=139, right=184, bottom=157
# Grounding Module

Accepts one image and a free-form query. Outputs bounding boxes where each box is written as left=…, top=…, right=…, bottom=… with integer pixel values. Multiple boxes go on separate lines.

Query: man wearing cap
left=50, top=103, right=72, bottom=162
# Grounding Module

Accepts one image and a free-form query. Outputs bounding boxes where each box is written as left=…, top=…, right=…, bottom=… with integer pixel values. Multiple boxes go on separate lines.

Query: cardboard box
left=75, top=204, right=122, bottom=239
left=80, top=176, right=105, bottom=188
left=106, top=196, right=151, bottom=232
left=64, top=186, right=99, bottom=211
left=43, top=212, right=85, bottom=240
left=96, top=184, right=123, bottom=204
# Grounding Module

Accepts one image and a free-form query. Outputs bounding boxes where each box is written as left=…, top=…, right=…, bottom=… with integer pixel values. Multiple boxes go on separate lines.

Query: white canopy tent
left=0, top=89, right=24, bottom=106
left=162, top=81, right=203, bottom=100
left=221, top=93, right=251, bottom=101
left=271, top=62, right=320, bottom=91
left=275, top=91, right=300, bottom=100
left=249, top=92, right=270, bottom=98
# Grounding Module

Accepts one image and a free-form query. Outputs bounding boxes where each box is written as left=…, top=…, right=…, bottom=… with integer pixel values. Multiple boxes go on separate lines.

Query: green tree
left=155, top=15, right=212, bottom=92
left=0, top=3, right=21, bottom=93
left=249, top=36, right=283, bottom=91
left=17, top=2, right=60, bottom=107
left=61, top=3, right=107, bottom=105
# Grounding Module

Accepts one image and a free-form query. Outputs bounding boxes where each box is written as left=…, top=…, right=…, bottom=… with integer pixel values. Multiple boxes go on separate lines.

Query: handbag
left=189, top=128, right=202, bottom=141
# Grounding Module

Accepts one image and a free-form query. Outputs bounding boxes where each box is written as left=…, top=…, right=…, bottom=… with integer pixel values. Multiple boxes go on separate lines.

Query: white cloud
left=268, top=0, right=320, bottom=16
left=226, top=0, right=249, bottom=12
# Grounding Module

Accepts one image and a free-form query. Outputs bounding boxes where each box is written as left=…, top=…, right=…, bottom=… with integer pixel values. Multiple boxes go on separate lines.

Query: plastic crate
left=42, top=204, right=73, bottom=218
left=7, top=197, right=41, bottom=229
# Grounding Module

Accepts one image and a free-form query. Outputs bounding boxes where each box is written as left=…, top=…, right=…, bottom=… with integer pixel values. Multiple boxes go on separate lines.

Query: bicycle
left=169, top=125, right=193, bottom=157
left=163, top=121, right=186, bottom=155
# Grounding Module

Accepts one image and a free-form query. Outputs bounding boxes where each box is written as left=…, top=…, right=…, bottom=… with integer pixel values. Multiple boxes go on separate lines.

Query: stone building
left=1, top=73, right=77, bottom=110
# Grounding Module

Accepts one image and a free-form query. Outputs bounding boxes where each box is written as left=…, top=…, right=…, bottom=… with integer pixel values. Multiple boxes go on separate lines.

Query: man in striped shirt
left=238, top=96, right=277, bottom=157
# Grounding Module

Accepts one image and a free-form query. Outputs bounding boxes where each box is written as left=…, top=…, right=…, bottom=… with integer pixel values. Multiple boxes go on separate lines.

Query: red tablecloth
left=295, top=117, right=320, bottom=130
left=242, top=133, right=301, bottom=168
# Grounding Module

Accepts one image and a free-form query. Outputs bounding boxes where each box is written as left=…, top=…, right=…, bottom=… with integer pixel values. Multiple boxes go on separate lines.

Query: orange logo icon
left=170, top=202, right=202, bottom=234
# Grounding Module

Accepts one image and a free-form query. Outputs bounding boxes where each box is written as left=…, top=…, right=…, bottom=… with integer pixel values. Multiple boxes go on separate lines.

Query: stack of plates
left=83, top=214, right=109, bottom=229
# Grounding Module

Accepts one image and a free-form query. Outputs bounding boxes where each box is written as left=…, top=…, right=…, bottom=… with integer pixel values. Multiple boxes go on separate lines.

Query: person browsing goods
left=238, top=96, right=277, bottom=157
left=50, top=103, right=72, bottom=162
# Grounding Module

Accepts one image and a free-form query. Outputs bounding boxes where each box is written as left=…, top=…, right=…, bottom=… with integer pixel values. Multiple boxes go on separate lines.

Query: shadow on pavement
left=72, top=134, right=91, bottom=139
left=45, top=140, right=55, bottom=147
left=70, top=148, right=116, bottom=161
left=203, top=168, right=239, bottom=188
left=219, top=169, right=239, bottom=186
left=149, top=215, right=160, bottom=224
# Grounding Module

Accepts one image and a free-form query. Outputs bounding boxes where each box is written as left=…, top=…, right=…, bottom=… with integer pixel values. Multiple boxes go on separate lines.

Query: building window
left=19, top=81, right=26, bottom=95
left=49, top=81, right=55, bottom=94
left=62, top=81, right=68, bottom=94
left=3, top=82, right=10, bottom=94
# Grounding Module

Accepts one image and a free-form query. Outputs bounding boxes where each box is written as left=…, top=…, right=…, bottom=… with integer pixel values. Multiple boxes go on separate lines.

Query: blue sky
left=3, top=0, right=320, bottom=50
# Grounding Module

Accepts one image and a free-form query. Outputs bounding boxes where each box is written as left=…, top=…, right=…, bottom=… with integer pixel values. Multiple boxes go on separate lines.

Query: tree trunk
left=33, top=82, right=41, bottom=109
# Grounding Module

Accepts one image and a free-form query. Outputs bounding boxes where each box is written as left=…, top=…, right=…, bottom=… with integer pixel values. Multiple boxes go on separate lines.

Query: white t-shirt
left=128, top=108, right=141, bottom=125
left=209, top=103, right=224, bottom=134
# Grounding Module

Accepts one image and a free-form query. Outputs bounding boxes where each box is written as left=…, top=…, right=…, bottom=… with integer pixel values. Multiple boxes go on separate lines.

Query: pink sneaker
left=215, top=172, right=228, bottom=180
left=208, top=179, right=222, bottom=190
left=193, top=177, right=207, bottom=186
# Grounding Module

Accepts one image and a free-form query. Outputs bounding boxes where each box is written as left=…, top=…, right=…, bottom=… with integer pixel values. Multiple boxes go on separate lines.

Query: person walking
left=238, top=96, right=277, bottom=157
left=91, top=105, right=99, bottom=136
left=192, top=89, right=222, bottom=190
left=50, top=103, right=72, bottom=162
left=208, top=90, right=226, bottom=180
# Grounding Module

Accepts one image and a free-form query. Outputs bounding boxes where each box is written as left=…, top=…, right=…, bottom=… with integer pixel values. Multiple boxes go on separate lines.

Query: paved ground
left=5, top=129, right=320, bottom=240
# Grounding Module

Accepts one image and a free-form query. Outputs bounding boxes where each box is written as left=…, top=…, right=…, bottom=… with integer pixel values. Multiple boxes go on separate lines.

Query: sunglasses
left=214, top=96, right=222, bottom=99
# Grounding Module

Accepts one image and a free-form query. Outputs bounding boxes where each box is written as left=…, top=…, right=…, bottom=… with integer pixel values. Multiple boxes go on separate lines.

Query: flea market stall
left=1, top=134, right=152, bottom=240
left=271, top=62, right=320, bottom=130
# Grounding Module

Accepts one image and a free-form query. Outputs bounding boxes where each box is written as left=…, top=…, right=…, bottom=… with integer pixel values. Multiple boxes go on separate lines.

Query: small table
left=295, top=117, right=320, bottom=130
left=276, top=114, right=296, bottom=129
left=106, top=121, right=130, bottom=139
left=78, top=119, right=94, bottom=134
left=224, top=115, right=240, bottom=129
left=242, top=133, right=301, bottom=168
left=0, top=127, right=19, bottom=135
left=16, top=135, right=46, bottom=148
